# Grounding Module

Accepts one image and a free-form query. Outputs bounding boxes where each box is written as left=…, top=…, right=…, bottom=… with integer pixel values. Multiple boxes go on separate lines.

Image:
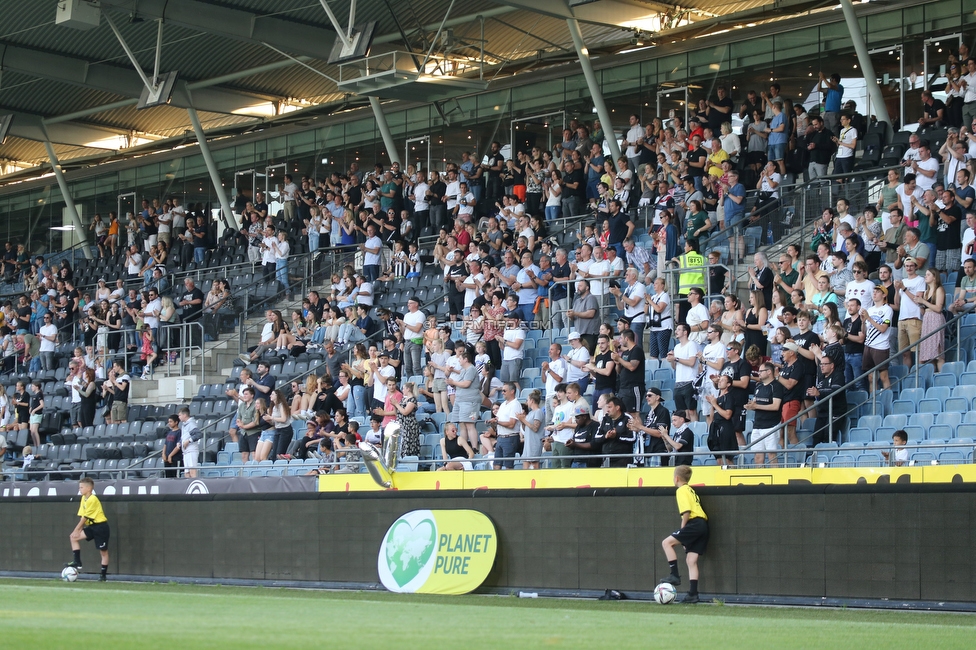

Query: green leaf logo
left=385, top=518, right=436, bottom=588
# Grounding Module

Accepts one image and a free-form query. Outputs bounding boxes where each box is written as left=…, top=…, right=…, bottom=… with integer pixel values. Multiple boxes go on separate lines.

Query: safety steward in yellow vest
left=672, top=241, right=704, bottom=324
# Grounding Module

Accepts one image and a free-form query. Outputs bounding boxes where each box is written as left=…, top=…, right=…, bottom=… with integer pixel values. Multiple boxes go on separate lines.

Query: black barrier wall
left=1, top=485, right=974, bottom=601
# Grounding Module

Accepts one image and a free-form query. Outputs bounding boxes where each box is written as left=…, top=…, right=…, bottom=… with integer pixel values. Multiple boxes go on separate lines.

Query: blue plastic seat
left=925, top=386, right=950, bottom=402
left=847, top=427, right=872, bottom=444
left=856, top=452, right=884, bottom=467
left=830, top=454, right=855, bottom=468
left=944, top=397, right=969, bottom=414
left=932, top=373, right=957, bottom=388
left=910, top=451, right=937, bottom=465
left=882, top=414, right=908, bottom=429
left=899, top=387, right=925, bottom=404
left=938, top=451, right=967, bottom=465
left=859, top=415, right=882, bottom=431
left=952, top=384, right=976, bottom=401
left=917, top=398, right=942, bottom=414
left=907, top=413, right=933, bottom=429
left=890, top=400, right=915, bottom=415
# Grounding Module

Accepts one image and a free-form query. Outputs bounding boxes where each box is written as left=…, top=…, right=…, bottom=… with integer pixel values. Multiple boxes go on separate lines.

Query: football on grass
left=61, top=566, right=79, bottom=582
left=653, top=582, right=676, bottom=604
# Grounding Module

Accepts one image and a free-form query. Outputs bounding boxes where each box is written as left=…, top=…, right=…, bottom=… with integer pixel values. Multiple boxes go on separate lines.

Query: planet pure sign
left=377, top=509, right=497, bottom=594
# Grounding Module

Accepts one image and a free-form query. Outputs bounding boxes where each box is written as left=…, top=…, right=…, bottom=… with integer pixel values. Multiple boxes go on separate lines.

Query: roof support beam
left=43, top=140, right=93, bottom=260
left=567, top=19, right=620, bottom=162
left=99, top=0, right=336, bottom=59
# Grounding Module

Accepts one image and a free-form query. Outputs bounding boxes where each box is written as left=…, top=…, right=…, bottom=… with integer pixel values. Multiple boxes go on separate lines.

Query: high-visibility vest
left=677, top=251, right=705, bottom=295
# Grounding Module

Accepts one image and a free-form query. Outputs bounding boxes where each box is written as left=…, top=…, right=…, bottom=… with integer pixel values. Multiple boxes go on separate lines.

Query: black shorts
left=83, top=522, right=110, bottom=551
left=448, top=293, right=465, bottom=316
left=671, top=517, right=709, bottom=555
left=619, top=385, right=643, bottom=414
left=707, top=419, right=737, bottom=462
left=674, top=382, right=695, bottom=412
left=239, top=431, right=261, bottom=453
left=732, top=407, right=746, bottom=434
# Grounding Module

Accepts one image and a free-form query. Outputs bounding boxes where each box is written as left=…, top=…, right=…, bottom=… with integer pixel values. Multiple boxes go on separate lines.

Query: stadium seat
left=938, top=451, right=967, bottom=465
left=890, top=400, right=915, bottom=415
left=952, top=384, right=976, bottom=401
left=882, top=414, right=908, bottom=430
left=925, top=386, right=950, bottom=402
left=944, top=397, right=969, bottom=413
left=917, top=398, right=941, bottom=414
left=928, top=424, right=955, bottom=441
left=910, top=452, right=937, bottom=465
left=830, top=454, right=855, bottom=468
left=855, top=452, right=884, bottom=467
left=847, top=427, right=872, bottom=444
left=907, top=413, right=933, bottom=429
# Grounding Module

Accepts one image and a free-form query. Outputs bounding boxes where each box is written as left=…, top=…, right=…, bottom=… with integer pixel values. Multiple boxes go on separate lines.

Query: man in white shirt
left=398, top=297, right=426, bottom=378
left=499, top=312, right=525, bottom=389
left=371, top=353, right=396, bottom=410
left=667, top=323, right=700, bottom=421
left=38, top=312, right=58, bottom=371
left=833, top=198, right=857, bottom=251
left=831, top=113, right=857, bottom=177
left=901, top=134, right=922, bottom=163
left=895, top=174, right=923, bottom=220
left=412, top=171, right=430, bottom=233
left=260, top=226, right=277, bottom=282
left=699, top=324, right=726, bottom=425
left=961, top=57, right=976, bottom=127
left=862, top=285, right=893, bottom=393
left=361, top=224, right=383, bottom=283
left=621, top=114, right=644, bottom=172
left=281, top=174, right=299, bottom=222
left=354, top=274, right=373, bottom=307
left=157, top=208, right=172, bottom=247
left=962, top=211, right=976, bottom=265
left=893, top=257, right=925, bottom=368
left=514, top=252, right=541, bottom=316
left=611, top=268, right=647, bottom=345
left=908, top=144, right=939, bottom=192
left=492, top=382, right=523, bottom=470
left=125, top=245, right=143, bottom=280
left=684, top=287, right=710, bottom=349
left=142, top=288, right=162, bottom=337
left=445, top=170, right=461, bottom=219
left=455, top=182, right=475, bottom=221
left=541, top=342, right=569, bottom=422
left=459, top=260, right=485, bottom=311
left=563, top=332, right=592, bottom=393
left=844, top=262, right=876, bottom=305
left=586, top=246, right=611, bottom=299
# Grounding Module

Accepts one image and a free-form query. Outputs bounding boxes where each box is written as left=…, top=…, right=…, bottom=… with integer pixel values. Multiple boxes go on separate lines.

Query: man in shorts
left=746, top=362, right=783, bottom=467
left=777, top=342, right=803, bottom=445
left=233, top=387, right=261, bottom=462
left=178, top=406, right=201, bottom=478
left=660, top=465, right=709, bottom=604
left=861, top=285, right=894, bottom=392
left=499, top=311, right=524, bottom=390
left=67, top=477, right=110, bottom=581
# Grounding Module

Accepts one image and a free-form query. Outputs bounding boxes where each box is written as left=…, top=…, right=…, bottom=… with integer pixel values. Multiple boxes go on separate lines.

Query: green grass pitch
left=0, top=578, right=973, bottom=649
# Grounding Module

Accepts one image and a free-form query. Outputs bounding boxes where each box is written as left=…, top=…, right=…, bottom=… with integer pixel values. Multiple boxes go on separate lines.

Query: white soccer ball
left=61, top=567, right=78, bottom=582
left=653, top=582, right=676, bottom=604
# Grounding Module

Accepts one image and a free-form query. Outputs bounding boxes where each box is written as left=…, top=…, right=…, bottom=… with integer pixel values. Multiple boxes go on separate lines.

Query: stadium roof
left=0, top=0, right=838, bottom=179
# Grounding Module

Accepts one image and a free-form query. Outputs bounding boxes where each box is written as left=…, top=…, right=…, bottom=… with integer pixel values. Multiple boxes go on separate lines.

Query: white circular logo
left=185, top=480, right=210, bottom=495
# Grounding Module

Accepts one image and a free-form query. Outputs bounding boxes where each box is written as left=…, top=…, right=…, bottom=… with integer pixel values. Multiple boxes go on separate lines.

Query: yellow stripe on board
left=318, top=465, right=976, bottom=492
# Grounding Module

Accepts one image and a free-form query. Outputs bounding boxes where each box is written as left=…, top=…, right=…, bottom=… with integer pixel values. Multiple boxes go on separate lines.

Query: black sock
left=689, top=579, right=698, bottom=596
left=668, top=560, right=679, bottom=576
left=73, top=550, right=81, bottom=565
left=101, top=564, right=108, bottom=577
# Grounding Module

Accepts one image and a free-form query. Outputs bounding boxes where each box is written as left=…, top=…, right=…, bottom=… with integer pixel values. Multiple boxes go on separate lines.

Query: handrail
left=739, top=305, right=966, bottom=457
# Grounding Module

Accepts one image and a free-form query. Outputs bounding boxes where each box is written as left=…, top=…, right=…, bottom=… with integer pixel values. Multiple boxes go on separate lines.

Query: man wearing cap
left=668, top=324, right=700, bottom=422
left=563, top=333, right=592, bottom=394
left=610, top=268, right=647, bottom=345
left=862, top=284, right=893, bottom=392
left=566, top=407, right=601, bottom=468
left=893, top=256, right=925, bottom=368
left=399, top=297, right=426, bottom=380
left=720, top=340, right=752, bottom=448
left=778, top=341, right=803, bottom=445
left=499, top=311, right=525, bottom=390
left=629, top=387, right=671, bottom=467
left=594, top=396, right=637, bottom=468
left=568, top=280, right=599, bottom=353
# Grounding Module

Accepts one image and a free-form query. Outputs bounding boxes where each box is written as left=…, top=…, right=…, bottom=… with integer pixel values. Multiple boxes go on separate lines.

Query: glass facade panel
left=0, top=1, right=971, bottom=252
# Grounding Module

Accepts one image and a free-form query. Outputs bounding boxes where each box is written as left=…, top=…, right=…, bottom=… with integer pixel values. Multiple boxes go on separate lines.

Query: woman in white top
left=544, top=170, right=562, bottom=221
left=646, top=276, right=673, bottom=359
left=305, top=206, right=323, bottom=252
left=719, top=122, right=741, bottom=161
left=94, top=279, right=112, bottom=302
left=273, top=230, right=291, bottom=294
left=363, top=179, right=379, bottom=214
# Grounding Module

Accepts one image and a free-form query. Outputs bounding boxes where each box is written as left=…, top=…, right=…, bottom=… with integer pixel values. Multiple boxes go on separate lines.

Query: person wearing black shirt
left=719, top=340, right=752, bottom=448
left=445, top=258, right=468, bottom=323
left=707, top=86, right=735, bottom=132
left=842, top=298, right=866, bottom=391
left=707, top=250, right=728, bottom=295
left=808, top=355, right=847, bottom=446
left=777, top=343, right=804, bottom=446
left=428, top=171, right=447, bottom=237
left=792, top=310, right=821, bottom=409
left=566, top=411, right=601, bottom=468
left=746, top=362, right=784, bottom=467
left=586, top=334, right=617, bottom=402
left=594, top=396, right=636, bottom=468
left=662, top=410, right=695, bottom=467
left=611, top=330, right=644, bottom=416
left=686, top=137, right=708, bottom=187
left=484, top=142, right=506, bottom=207
left=934, top=189, right=963, bottom=273
left=749, top=253, right=775, bottom=311
left=630, top=387, right=670, bottom=466
left=704, top=375, right=737, bottom=466
left=606, top=201, right=634, bottom=257
left=561, top=162, right=584, bottom=217
left=549, top=249, right=572, bottom=331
